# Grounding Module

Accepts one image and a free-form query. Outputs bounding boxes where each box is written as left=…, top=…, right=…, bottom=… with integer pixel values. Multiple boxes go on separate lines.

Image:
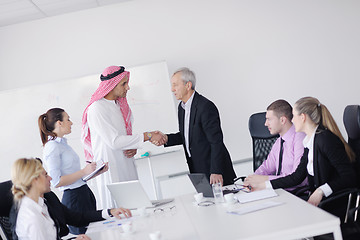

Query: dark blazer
left=165, top=92, right=236, bottom=185
left=2, top=180, right=104, bottom=239
left=44, top=191, right=104, bottom=238
left=271, top=127, right=357, bottom=194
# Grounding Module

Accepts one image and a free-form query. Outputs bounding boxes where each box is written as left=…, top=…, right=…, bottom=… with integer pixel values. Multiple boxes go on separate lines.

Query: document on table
left=82, top=160, right=106, bottom=181
left=235, top=189, right=278, bottom=203
left=228, top=201, right=284, bottom=216
left=86, top=217, right=134, bottom=233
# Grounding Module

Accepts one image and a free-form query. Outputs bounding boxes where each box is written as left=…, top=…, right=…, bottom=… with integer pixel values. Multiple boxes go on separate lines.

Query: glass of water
left=212, top=182, right=224, bottom=203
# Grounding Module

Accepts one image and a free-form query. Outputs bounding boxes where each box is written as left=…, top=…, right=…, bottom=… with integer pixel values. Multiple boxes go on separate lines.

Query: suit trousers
left=62, top=184, right=96, bottom=234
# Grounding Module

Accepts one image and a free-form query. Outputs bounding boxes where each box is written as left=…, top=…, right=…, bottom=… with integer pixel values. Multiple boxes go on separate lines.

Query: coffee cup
left=149, top=230, right=162, bottom=240
left=194, top=192, right=204, bottom=203
left=224, top=193, right=236, bottom=204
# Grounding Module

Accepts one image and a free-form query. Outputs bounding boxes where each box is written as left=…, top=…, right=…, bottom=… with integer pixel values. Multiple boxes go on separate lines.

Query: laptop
left=107, top=180, right=174, bottom=209
left=187, top=173, right=240, bottom=197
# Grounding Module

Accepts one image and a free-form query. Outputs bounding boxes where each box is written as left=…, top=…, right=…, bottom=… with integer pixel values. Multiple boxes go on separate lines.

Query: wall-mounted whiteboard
left=0, top=61, right=180, bottom=182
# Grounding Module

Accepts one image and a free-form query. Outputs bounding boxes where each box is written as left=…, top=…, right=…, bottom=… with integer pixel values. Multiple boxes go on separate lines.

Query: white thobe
left=87, top=98, right=144, bottom=209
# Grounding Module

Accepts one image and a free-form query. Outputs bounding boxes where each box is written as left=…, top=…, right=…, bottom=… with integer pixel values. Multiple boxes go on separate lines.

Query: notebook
left=107, top=180, right=174, bottom=209
left=187, top=173, right=239, bottom=197
left=82, top=160, right=106, bottom=181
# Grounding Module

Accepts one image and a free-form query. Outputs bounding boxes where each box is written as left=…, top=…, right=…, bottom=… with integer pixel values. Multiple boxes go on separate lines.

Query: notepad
left=82, top=160, right=106, bottom=181
left=228, top=201, right=284, bottom=215
left=235, top=189, right=278, bottom=203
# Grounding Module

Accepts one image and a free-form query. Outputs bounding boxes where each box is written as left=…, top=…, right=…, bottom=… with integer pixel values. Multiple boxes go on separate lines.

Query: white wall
left=1, top=0, right=360, bottom=182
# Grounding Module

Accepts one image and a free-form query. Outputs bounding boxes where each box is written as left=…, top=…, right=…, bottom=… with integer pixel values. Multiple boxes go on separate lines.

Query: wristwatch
left=107, top=209, right=113, bottom=217
left=146, top=132, right=152, bottom=140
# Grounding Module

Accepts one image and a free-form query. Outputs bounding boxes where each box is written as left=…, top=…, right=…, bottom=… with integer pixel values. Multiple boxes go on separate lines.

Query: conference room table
left=86, top=189, right=342, bottom=240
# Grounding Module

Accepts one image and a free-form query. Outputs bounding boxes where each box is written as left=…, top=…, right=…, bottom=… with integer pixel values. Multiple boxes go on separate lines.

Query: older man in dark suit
left=155, top=68, right=236, bottom=186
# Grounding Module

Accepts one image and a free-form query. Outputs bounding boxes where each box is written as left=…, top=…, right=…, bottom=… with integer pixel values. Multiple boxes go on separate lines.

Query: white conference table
left=86, top=189, right=342, bottom=240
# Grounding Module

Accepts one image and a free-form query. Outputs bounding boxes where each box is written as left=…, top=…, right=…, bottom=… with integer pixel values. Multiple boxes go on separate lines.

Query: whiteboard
left=0, top=61, right=180, bottom=181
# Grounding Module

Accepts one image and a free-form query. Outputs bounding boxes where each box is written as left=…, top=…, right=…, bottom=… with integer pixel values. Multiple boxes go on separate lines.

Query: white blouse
left=16, top=196, right=57, bottom=240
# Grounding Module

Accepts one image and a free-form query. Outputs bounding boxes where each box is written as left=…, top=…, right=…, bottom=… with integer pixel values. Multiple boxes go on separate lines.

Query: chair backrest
left=0, top=181, right=14, bottom=218
left=0, top=217, right=12, bottom=240
left=0, top=180, right=15, bottom=240
left=343, top=105, right=360, bottom=187
left=249, top=112, right=279, bottom=171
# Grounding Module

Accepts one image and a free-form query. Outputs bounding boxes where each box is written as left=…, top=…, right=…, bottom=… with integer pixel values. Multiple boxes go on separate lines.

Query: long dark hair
left=38, top=108, right=64, bottom=145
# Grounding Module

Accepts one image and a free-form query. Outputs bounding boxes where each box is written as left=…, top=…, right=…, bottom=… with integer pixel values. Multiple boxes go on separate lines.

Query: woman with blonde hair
left=245, top=97, right=356, bottom=206
left=11, top=158, right=90, bottom=240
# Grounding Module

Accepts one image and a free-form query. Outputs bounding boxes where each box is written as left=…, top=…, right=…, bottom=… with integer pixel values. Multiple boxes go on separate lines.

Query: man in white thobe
left=82, top=66, right=161, bottom=209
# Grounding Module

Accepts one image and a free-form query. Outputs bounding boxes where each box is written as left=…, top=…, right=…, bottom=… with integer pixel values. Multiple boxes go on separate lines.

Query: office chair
left=343, top=105, right=360, bottom=187
left=248, top=112, right=279, bottom=171
left=318, top=105, right=360, bottom=239
left=0, top=180, right=14, bottom=240
left=341, top=105, right=360, bottom=239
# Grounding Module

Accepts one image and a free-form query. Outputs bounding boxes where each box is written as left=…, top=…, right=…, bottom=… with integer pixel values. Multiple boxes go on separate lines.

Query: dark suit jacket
left=44, top=191, right=104, bottom=238
left=165, top=92, right=236, bottom=185
left=1, top=180, right=104, bottom=239
left=271, top=127, right=357, bottom=194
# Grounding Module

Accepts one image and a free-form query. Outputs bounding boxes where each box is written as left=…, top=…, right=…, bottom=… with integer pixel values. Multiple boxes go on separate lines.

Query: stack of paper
left=228, top=201, right=284, bottom=215
left=235, top=189, right=278, bottom=203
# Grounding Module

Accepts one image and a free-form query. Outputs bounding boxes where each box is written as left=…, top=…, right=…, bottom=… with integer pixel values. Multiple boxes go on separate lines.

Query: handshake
left=148, top=131, right=168, bottom=146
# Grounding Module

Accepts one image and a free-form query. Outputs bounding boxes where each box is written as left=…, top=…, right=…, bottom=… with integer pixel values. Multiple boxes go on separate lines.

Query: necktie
left=276, top=138, right=285, bottom=176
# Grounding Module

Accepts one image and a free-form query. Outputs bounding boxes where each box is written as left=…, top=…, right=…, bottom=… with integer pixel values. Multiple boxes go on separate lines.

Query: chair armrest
left=318, top=188, right=359, bottom=208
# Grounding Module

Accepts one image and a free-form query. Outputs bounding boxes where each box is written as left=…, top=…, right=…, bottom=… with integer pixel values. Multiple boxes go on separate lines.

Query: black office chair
left=249, top=112, right=279, bottom=171
left=317, top=105, right=360, bottom=239
left=0, top=180, right=14, bottom=240
left=344, top=105, right=360, bottom=187
left=340, top=105, right=360, bottom=239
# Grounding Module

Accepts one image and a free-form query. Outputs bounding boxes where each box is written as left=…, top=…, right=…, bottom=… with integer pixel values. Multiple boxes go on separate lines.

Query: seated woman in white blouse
left=11, top=158, right=90, bottom=240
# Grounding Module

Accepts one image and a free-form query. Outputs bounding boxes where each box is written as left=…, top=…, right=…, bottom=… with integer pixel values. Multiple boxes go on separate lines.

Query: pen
left=86, top=161, right=92, bottom=164
left=103, top=220, right=115, bottom=224
left=233, top=176, right=246, bottom=182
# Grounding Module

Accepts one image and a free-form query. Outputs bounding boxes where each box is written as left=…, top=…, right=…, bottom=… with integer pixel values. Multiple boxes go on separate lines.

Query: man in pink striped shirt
left=246, top=99, right=308, bottom=195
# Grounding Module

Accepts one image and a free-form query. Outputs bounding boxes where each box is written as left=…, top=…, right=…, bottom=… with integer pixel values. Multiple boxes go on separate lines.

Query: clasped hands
left=149, top=131, right=168, bottom=146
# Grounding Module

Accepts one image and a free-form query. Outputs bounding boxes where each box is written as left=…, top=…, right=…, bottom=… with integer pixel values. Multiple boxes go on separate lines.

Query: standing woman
left=38, top=108, right=107, bottom=234
left=245, top=97, right=356, bottom=206
left=11, top=158, right=90, bottom=240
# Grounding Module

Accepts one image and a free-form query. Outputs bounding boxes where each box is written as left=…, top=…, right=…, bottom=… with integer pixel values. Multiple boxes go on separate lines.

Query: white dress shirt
left=181, top=91, right=195, bottom=157
left=16, top=196, right=57, bottom=240
left=303, top=126, right=332, bottom=197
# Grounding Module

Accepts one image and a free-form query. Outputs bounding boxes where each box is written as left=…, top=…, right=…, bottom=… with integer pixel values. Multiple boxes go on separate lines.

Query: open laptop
left=107, top=180, right=174, bottom=209
left=188, top=173, right=240, bottom=197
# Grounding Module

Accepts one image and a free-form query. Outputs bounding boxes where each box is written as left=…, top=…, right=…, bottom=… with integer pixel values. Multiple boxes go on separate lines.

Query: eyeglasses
left=197, top=201, right=215, bottom=207
left=153, top=206, right=176, bottom=215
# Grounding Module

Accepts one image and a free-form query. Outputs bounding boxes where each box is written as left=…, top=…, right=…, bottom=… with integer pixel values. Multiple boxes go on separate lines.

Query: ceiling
left=0, top=0, right=131, bottom=27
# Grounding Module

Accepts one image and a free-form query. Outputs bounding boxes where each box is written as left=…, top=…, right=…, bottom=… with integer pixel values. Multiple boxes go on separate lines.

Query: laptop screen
left=187, top=173, right=214, bottom=197
left=107, top=180, right=153, bottom=209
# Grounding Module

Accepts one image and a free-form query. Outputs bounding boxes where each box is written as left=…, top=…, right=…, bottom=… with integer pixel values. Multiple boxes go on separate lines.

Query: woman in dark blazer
left=246, top=97, right=356, bottom=206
